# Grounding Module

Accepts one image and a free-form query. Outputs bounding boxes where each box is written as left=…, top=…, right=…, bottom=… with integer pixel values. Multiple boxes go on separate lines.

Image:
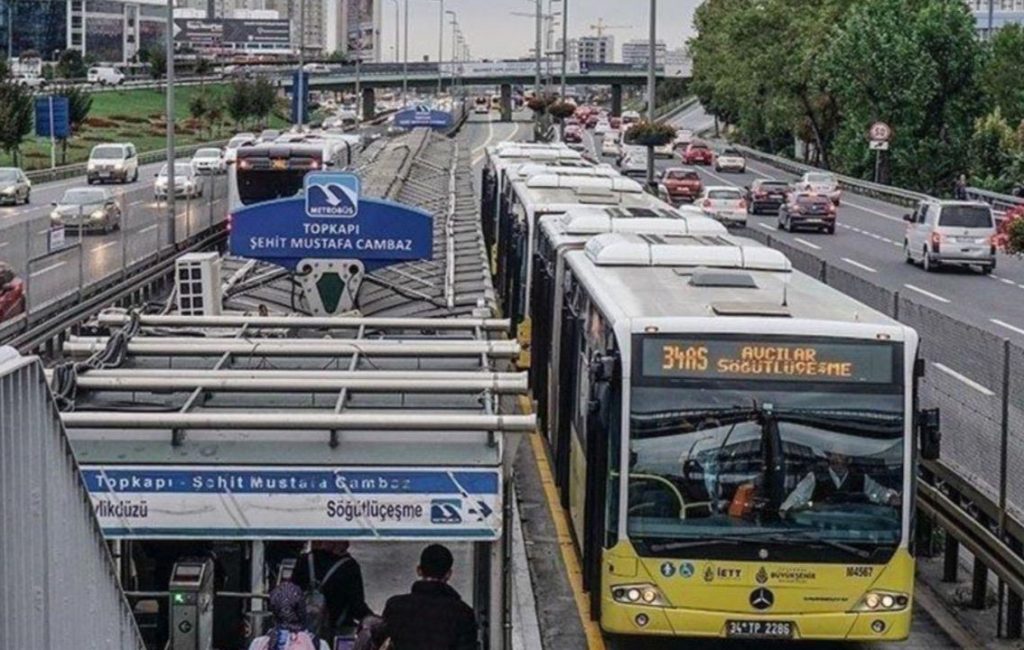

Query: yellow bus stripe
left=520, top=395, right=607, bottom=650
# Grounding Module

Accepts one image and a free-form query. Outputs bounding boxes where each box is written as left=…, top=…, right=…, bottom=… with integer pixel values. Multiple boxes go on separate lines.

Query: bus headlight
left=611, top=583, right=668, bottom=607
left=855, top=591, right=908, bottom=612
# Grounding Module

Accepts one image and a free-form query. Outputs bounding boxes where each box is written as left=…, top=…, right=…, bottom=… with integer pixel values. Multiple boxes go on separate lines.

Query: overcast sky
left=375, top=0, right=702, bottom=62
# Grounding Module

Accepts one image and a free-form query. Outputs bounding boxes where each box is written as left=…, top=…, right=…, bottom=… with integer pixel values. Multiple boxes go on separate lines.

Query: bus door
left=495, top=192, right=517, bottom=305
left=481, top=165, right=495, bottom=252
left=529, top=241, right=555, bottom=427
left=504, top=214, right=528, bottom=338
left=556, top=278, right=585, bottom=508
left=583, top=346, right=620, bottom=620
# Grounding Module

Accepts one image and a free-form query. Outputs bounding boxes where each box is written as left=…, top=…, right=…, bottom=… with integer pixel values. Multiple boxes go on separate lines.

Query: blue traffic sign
left=290, top=70, right=310, bottom=124
left=35, top=96, right=70, bottom=139
left=229, top=171, right=433, bottom=271
left=394, top=105, right=453, bottom=130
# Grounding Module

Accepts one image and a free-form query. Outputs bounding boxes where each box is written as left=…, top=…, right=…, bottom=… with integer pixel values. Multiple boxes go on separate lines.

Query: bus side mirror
left=919, top=408, right=941, bottom=461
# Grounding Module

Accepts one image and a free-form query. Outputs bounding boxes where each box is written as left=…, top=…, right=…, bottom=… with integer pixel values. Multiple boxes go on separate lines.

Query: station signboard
left=81, top=465, right=503, bottom=540
left=228, top=171, right=433, bottom=271
left=393, top=104, right=454, bottom=130
left=173, top=18, right=291, bottom=50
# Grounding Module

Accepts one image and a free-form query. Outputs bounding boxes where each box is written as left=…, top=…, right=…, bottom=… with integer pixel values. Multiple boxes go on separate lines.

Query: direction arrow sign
left=869, top=140, right=890, bottom=151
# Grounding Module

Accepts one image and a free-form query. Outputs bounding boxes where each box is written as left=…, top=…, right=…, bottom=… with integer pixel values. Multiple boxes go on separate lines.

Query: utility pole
left=561, top=0, right=568, bottom=101
left=437, top=0, right=444, bottom=95
left=534, top=0, right=542, bottom=98
left=402, top=0, right=409, bottom=105
left=297, top=0, right=306, bottom=130
left=988, top=0, right=995, bottom=40
left=166, top=0, right=176, bottom=245
left=391, top=0, right=399, bottom=62
left=354, top=1, right=361, bottom=119
left=447, top=11, right=458, bottom=93
left=645, top=0, right=657, bottom=191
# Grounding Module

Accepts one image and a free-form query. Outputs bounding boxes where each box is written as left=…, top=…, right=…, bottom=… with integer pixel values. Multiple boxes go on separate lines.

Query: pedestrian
left=291, top=541, right=372, bottom=641
left=378, top=544, right=480, bottom=650
left=249, top=582, right=329, bottom=650
left=954, top=174, right=968, bottom=200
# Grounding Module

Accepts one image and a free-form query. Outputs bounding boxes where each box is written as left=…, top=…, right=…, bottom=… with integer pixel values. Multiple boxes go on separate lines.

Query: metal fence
left=0, top=350, right=144, bottom=648
left=1, top=173, right=228, bottom=332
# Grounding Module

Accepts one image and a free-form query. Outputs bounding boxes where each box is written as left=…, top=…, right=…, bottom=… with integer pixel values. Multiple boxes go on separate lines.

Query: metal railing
left=966, top=187, right=1024, bottom=221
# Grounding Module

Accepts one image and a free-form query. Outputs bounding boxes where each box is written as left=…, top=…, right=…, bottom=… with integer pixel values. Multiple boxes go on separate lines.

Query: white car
left=12, top=73, right=45, bottom=88
left=87, top=143, right=138, bottom=184
left=601, top=135, right=622, bottom=158
left=154, top=162, right=202, bottom=200
left=798, top=171, right=842, bottom=204
left=87, top=66, right=125, bottom=86
left=714, top=148, right=747, bottom=173
left=619, top=153, right=649, bottom=180
left=191, top=148, right=226, bottom=174
left=224, top=135, right=255, bottom=164
left=698, top=186, right=748, bottom=227
left=594, top=120, right=611, bottom=135
left=654, top=142, right=675, bottom=159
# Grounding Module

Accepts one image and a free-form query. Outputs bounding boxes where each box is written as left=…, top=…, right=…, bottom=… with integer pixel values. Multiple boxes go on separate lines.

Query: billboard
left=346, top=0, right=378, bottom=62
left=173, top=18, right=291, bottom=50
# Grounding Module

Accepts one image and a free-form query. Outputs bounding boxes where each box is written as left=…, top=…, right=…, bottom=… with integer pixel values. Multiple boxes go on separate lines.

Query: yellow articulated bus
left=534, top=231, right=942, bottom=642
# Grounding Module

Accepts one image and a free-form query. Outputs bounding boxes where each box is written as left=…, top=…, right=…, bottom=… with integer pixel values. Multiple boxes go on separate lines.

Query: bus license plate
left=726, top=620, right=794, bottom=639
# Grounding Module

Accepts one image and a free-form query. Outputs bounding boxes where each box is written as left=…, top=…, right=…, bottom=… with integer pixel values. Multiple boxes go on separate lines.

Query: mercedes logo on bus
left=750, top=588, right=775, bottom=611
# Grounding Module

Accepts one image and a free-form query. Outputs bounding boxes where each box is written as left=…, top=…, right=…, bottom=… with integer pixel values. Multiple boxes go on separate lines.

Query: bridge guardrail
left=966, top=187, right=1024, bottom=221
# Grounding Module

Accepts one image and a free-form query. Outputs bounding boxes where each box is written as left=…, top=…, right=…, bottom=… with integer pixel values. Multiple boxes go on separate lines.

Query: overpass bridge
left=283, top=61, right=690, bottom=120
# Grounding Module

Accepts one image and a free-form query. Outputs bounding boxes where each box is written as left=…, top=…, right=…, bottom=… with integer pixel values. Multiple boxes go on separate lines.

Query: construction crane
left=589, top=18, right=632, bottom=37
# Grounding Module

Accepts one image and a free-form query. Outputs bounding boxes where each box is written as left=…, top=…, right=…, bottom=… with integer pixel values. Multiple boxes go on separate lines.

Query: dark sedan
left=745, top=179, right=790, bottom=214
left=777, top=192, right=837, bottom=234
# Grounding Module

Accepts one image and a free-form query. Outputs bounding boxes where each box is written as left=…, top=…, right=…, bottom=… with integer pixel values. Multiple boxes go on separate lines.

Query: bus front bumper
left=601, top=602, right=912, bottom=642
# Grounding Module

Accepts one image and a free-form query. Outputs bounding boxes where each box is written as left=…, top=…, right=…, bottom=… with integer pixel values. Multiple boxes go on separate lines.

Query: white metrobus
left=536, top=229, right=939, bottom=642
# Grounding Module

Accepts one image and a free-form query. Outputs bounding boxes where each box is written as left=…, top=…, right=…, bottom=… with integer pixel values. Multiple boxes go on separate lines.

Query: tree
left=0, top=82, right=36, bottom=166
left=189, top=93, right=210, bottom=136
left=969, top=108, right=1015, bottom=190
left=226, top=80, right=253, bottom=128
left=50, top=84, right=93, bottom=164
left=250, top=77, right=277, bottom=126
left=980, top=23, right=1024, bottom=128
left=0, top=58, right=8, bottom=81
left=56, top=49, right=87, bottom=80
left=145, top=47, right=167, bottom=84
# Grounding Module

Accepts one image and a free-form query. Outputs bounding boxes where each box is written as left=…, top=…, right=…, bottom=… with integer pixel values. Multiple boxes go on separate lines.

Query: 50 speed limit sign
left=869, top=121, right=892, bottom=142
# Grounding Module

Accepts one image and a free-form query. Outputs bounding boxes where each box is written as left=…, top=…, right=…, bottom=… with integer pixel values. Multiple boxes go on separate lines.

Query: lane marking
left=470, top=117, right=498, bottom=165
left=991, top=319, right=1024, bottom=337
left=903, top=283, right=951, bottom=304
left=91, top=240, right=118, bottom=252
left=841, top=257, right=878, bottom=273
left=30, top=260, right=66, bottom=277
left=138, top=224, right=158, bottom=235
left=842, top=199, right=905, bottom=224
left=0, top=240, right=8, bottom=249
left=794, top=237, right=822, bottom=250
left=933, top=362, right=995, bottom=397
left=520, top=395, right=606, bottom=650
left=757, top=223, right=775, bottom=231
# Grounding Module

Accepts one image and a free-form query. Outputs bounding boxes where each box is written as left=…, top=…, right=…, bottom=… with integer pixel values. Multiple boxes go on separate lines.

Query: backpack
left=251, top=630, right=320, bottom=650
left=304, top=553, right=352, bottom=640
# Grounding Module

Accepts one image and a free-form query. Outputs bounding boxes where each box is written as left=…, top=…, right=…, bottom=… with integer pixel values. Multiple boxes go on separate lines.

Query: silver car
left=155, top=162, right=202, bottom=200
left=798, top=171, right=842, bottom=205
left=191, top=148, right=226, bottom=174
left=50, top=187, right=121, bottom=233
left=698, top=186, right=748, bottom=227
left=904, top=200, right=996, bottom=273
left=0, top=167, right=31, bottom=205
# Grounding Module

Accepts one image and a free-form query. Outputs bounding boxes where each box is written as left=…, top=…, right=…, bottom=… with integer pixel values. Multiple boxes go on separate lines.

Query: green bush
left=625, top=121, right=677, bottom=147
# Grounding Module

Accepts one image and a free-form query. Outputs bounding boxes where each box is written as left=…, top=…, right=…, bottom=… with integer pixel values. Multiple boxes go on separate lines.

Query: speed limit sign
left=869, top=122, right=892, bottom=142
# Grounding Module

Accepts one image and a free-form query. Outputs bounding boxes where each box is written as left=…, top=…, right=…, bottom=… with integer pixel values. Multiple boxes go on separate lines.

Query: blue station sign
left=394, top=104, right=454, bottom=130
left=229, top=171, right=433, bottom=271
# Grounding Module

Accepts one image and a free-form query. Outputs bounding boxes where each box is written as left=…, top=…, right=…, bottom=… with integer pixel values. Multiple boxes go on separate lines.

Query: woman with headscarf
left=249, top=582, right=330, bottom=650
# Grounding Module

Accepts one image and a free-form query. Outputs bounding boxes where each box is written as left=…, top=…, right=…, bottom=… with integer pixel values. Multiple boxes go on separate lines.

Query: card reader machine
left=169, top=558, right=214, bottom=650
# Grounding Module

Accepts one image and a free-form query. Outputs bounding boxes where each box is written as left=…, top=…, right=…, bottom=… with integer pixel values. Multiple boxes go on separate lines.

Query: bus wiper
left=631, top=405, right=758, bottom=438
left=759, top=533, right=872, bottom=559
left=647, top=535, right=752, bottom=551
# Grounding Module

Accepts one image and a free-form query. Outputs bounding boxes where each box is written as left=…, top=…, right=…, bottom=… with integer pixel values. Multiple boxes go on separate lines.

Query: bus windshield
left=231, top=146, right=323, bottom=209
left=627, top=336, right=905, bottom=563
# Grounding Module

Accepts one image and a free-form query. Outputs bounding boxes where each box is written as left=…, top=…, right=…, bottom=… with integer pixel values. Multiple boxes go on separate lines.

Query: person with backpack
left=249, top=582, right=329, bottom=650
left=377, top=544, right=480, bottom=650
left=291, top=540, right=372, bottom=641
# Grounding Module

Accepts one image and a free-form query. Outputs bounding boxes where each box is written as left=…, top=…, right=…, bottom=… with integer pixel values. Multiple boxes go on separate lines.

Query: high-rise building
left=571, top=35, right=613, bottom=64
left=621, top=39, right=666, bottom=66
left=966, top=0, right=1024, bottom=38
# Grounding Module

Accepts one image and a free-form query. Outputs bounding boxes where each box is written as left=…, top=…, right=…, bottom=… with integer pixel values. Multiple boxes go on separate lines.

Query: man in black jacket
left=380, top=544, right=480, bottom=650
left=291, top=541, right=372, bottom=637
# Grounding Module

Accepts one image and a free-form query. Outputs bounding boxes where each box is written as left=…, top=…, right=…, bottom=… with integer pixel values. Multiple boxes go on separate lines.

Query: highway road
left=0, top=157, right=227, bottom=316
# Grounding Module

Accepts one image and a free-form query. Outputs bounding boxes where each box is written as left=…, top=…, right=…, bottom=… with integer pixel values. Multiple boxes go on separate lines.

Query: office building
left=621, top=38, right=666, bottom=66
left=572, top=35, right=613, bottom=64
left=966, top=0, right=1024, bottom=37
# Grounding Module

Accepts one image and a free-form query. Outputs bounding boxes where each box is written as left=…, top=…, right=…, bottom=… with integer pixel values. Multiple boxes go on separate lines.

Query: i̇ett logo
left=305, top=172, right=360, bottom=218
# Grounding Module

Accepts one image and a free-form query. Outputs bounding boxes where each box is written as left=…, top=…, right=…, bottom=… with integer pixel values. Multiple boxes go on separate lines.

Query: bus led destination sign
left=641, top=338, right=895, bottom=383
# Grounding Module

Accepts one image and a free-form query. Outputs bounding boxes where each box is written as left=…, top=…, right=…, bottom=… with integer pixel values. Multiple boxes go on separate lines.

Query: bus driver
left=780, top=449, right=901, bottom=515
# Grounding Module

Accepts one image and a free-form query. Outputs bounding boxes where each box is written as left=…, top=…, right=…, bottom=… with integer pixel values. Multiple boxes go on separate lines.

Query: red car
left=585, top=114, right=600, bottom=129
left=682, top=142, right=714, bottom=165
left=610, top=116, right=622, bottom=129
left=563, top=125, right=583, bottom=144
left=659, top=167, right=704, bottom=204
left=0, top=262, right=25, bottom=323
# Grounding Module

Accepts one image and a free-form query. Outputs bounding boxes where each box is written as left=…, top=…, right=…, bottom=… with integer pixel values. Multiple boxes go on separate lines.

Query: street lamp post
left=646, top=0, right=657, bottom=190
left=534, top=0, right=542, bottom=98
left=166, top=0, right=176, bottom=244
left=560, top=0, right=568, bottom=101
left=436, top=0, right=444, bottom=95
left=390, top=0, right=399, bottom=63
left=354, top=1, right=362, bottom=119
left=402, top=0, right=409, bottom=106
left=446, top=11, right=458, bottom=92
left=297, top=0, right=306, bottom=130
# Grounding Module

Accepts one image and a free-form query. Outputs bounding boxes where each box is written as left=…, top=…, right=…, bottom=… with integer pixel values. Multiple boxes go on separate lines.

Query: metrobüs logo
left=430, top=498, right=463, bottom=524
left=305, top=172, right=360, bottom=218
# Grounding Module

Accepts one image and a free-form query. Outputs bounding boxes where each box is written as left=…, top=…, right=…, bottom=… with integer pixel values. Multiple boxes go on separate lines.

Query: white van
left=87, top=66, right=125, bottom=86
